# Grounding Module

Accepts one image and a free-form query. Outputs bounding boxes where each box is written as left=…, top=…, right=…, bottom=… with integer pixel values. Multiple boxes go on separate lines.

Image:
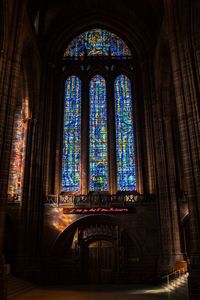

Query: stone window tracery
left=62, top=28, right=136, bottom=194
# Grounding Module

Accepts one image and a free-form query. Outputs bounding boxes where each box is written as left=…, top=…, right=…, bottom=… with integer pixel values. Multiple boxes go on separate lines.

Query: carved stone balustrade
left=45, top=192, right=154, bottom=209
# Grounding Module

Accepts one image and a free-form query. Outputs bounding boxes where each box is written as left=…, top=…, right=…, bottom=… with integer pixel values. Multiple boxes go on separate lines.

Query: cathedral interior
left=0, top=0, right=200, bottom=299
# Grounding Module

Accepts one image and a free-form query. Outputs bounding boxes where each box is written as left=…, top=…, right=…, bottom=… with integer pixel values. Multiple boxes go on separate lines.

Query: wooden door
left=88, top=240, right=115, bottom=283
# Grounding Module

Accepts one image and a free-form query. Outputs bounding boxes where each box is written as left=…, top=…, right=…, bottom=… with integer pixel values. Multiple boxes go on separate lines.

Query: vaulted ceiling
left=27, top=0, right=164, bottom=60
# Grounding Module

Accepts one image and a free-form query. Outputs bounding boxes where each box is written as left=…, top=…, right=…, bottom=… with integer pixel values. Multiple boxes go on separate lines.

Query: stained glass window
left=8, top=98, right=29, bottom=200
left=89, top=75, right=108, bottom=191
left=64, top=28, right=131, bottom=59
left=115, top=75, right=136, bottom=191
left=62, top=29, right=136, bottom=194
left=62, top=76, right=81, bottom=191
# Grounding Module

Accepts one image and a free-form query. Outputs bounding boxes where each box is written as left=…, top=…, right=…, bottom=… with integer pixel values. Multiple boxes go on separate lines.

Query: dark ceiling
left=27, top=0, right=164, bottom=59
left=28, top=0, right=163, bottom=31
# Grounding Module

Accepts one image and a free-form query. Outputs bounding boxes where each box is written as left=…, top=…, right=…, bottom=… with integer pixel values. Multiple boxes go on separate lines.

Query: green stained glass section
left=115, top=75, right=136, bottom=191
left=62, top=76, right=81, bottom=191
left=64, top=28, right=131, bottom=59
left=89, top=75, right=108, bottom=191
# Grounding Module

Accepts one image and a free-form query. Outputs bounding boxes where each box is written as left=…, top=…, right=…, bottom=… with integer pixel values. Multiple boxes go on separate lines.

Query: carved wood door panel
left=88, top=240, right=115, bottom=283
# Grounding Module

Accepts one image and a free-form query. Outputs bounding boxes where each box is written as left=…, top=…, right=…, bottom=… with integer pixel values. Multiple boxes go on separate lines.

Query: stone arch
left=42, top=21, right=147, bottom=196
left=48, top=214, right=153, bottom=284
left=44, top=12, right=154, bottom=63
left=52, top=214, right=145, bottom=258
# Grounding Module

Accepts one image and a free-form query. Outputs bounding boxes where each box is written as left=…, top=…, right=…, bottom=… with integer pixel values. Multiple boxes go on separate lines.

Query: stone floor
left=8, top=282, right=189, bottom=300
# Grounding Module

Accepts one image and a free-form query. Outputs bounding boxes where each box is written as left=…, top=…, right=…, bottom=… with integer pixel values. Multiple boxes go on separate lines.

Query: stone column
left=54, top=77, right=64, bottom=195
left=42, top=63, right=56, bottom=196
left=140, top=60, right=157, bottom=194
left=163, top=114, right=182, bottom=262
left=0, top=1, right=26, bottom=298
left=153, top=104, right=175, bottom=274
left=133, top=63, right=144, bottom=194
left=164, top=0, right=200, bottom=298
left=21, top=118, right=37, bottom=246
left=142, top=55, right=182, bottom=275
left=155, top=38, right=184, bottom=274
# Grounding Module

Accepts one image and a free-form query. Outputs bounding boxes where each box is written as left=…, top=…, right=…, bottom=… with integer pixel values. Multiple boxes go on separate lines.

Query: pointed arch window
left=61, top=28, right=137, bottom=194
left=89, top=75, right=108, bottom=191
left=62, top=76, right=81, bottom=192
left=64, top=28, right=131, bottom=59
left=115, top=75, right=136, bottom=191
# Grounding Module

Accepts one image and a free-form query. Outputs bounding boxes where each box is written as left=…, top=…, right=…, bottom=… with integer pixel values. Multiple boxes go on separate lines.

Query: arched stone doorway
left=51, top=215, right=143, bottom=284
left=79, top=223, right=118, bottom=283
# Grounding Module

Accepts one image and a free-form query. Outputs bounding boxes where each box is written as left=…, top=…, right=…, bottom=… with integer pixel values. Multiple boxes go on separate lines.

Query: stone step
left=7, top=275, right=36, bottom=299
left=162, top=273, right=189, bottom=299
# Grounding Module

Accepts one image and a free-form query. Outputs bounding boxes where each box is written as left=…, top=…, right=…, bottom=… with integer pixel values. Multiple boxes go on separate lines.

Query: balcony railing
left=45, top=192, right=154, bottom=208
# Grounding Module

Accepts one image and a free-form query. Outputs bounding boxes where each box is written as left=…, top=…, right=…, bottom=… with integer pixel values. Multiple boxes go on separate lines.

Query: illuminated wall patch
left=8, top=98, right=29, bottom=200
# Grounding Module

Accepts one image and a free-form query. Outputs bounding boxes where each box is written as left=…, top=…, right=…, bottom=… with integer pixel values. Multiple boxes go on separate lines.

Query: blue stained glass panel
left=115, top=75, right=136, bottom=191
left=89, top=75, right=108, bottom=191
left=64, top=28, right=131, bottom=59
left=62, top=76, right=81, bottom=191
